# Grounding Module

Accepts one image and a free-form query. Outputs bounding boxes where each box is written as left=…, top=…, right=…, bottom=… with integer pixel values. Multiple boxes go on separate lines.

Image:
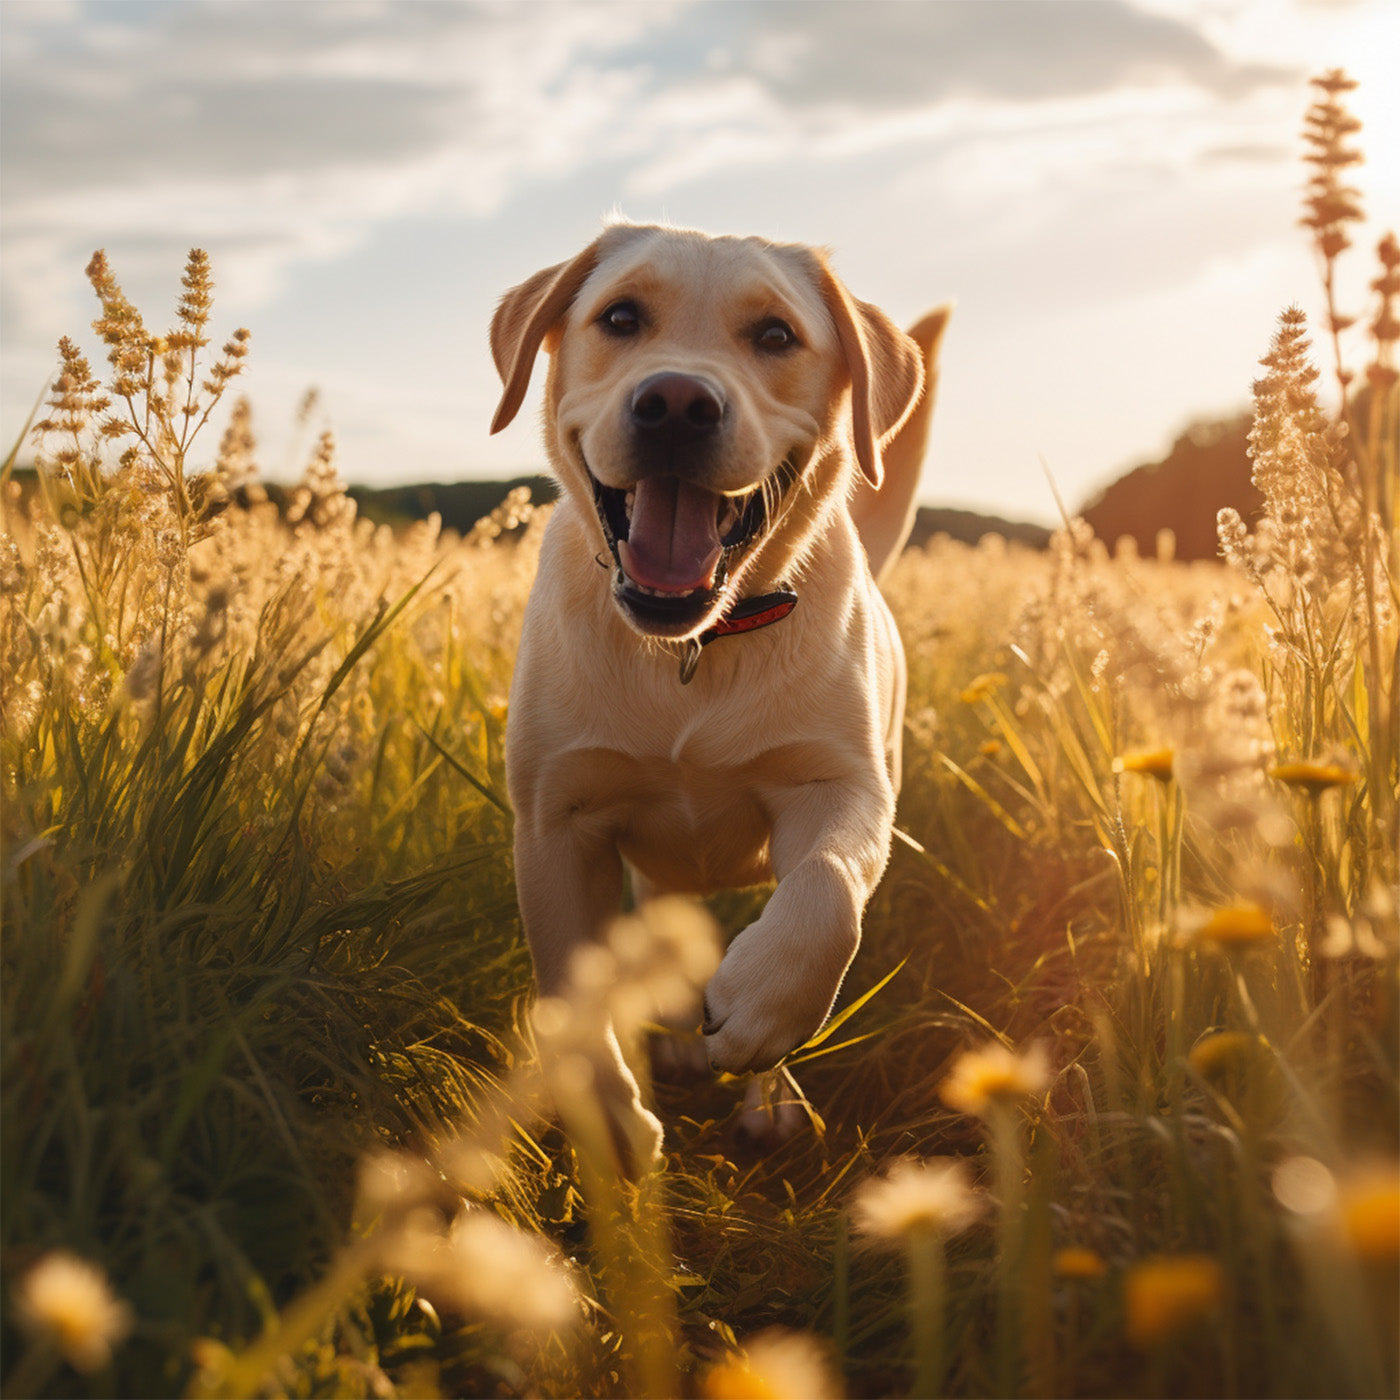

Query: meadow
left=1, top=71, right=1396, bottom=1400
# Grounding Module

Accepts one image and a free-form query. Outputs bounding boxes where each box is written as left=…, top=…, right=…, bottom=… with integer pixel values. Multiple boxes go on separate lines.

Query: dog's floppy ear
left=816, top=260, right=925, bottom=488
left=490, top=240, right=605, bottom=434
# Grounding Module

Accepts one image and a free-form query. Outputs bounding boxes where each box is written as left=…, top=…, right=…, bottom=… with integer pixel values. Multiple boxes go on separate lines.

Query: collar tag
left=677, top=589, right=798, bottom=685
left=678, top=638, right=703, bottom=685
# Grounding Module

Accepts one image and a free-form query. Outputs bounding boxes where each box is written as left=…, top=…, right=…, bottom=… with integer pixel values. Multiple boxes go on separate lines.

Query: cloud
left=709, top=0, right=1297, bottom=108
left=0, top=1, right=665, bottom=194
left=0, top=0, right=677, bottom=339
left=0, top=0, right=1314, bottom=406
left=2, top=0, right=1297, bottom=222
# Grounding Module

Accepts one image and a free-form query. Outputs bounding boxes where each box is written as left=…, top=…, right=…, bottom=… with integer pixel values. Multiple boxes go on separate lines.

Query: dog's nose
left=629, top=372, right=725, bottom=439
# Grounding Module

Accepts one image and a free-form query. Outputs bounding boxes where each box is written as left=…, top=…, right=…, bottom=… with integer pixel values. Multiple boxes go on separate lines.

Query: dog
left=489, top=221, right=948, bottom=1166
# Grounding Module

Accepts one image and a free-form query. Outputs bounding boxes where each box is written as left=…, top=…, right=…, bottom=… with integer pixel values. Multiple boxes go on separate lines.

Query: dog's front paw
left=701, top=926, right=845, bottom=1074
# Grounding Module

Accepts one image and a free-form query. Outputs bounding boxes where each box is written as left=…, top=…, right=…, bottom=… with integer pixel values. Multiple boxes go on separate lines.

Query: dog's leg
left=515, top=829, right=665, bottom=1173
left=701, top=777, right=892, bottom=1074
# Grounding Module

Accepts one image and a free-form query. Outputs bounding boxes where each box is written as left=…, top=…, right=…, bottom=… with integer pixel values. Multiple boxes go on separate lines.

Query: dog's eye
left=599, top=301, right=642, bottom=336
left=755, top=319, right=797, bottom=353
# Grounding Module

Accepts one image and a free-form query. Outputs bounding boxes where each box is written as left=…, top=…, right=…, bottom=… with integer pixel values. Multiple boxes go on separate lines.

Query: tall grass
left=2, top=70, right=1396, bottom=1400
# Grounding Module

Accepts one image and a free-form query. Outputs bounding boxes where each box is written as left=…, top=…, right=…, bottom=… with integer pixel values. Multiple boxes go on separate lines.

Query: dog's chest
left=544, top=732, right=775, bottom=893
left=615, top=754, right=774, bottom=893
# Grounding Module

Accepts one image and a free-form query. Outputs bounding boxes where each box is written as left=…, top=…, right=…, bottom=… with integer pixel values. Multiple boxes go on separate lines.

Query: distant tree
left=1079, top=413, right=1258, bottom=561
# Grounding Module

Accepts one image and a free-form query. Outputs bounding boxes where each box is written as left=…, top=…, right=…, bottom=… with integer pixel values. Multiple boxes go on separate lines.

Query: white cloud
left=1, top=0, right=1305, bottom=331
left=0, top=1, right=678, bottom=335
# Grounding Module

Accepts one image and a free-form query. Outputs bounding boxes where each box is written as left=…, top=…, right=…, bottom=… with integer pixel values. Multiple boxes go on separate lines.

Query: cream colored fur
left=490, top=223, right=947, bottom=1167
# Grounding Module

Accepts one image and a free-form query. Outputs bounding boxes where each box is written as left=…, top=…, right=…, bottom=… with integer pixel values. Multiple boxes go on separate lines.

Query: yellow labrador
left=490, top=221, right=947, bottom=1165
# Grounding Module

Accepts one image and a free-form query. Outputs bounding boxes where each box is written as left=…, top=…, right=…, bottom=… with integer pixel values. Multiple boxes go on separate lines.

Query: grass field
left=1, top=72, right=1396, bottom=1400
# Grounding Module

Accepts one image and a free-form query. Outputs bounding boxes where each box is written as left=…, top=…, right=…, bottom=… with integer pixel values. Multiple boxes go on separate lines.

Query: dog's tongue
left=618, top=476, right=722, bottom=592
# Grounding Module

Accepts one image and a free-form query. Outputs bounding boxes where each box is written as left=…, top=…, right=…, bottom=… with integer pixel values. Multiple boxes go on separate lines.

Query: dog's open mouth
left=590, top=461, right=796, bottom=637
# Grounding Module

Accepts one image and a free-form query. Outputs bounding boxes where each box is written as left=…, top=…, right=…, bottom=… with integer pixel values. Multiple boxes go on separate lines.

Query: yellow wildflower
left=703, top=1329, right=841, bottom=1399
left=1270, top=760, right=1358, bottom=794
left=1194, top=901, right=1274, bottom=946
left=959, top=671, right=1007, bottom=705
left=1052, top=1246, right=1108, bottom=1280
left=979, top=738, right=1003, bottom=758
left=852, top=1157, right=984, bottom=1242
left=1113, top=747, right=1175, bottom=782
left=1124, top=1254, right=1223, bottom=1348
left=1273, top=1158, right=1399, bottom=1260
left=1187, top=1031, right=1266, bottom=1079
left=940, top=1041, right=1051, bottom=1116
left=1336, top=1166, right=1400, bottom=1262
left=15, top=1251, right=134, bottom=1373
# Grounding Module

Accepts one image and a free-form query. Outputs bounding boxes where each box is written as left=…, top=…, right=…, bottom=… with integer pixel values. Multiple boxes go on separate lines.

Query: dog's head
left=490, top=223, right=923, bottom=640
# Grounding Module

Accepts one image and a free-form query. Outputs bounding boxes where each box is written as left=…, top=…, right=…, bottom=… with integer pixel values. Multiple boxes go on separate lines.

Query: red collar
left=678, top=589, right=798, bottom=684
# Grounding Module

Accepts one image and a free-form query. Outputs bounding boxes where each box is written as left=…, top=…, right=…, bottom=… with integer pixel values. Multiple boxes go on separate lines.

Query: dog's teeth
left=717, top=500, right=740, bottom=536
left=624, top=490, right=635, bottom=521
left=631, top=581, right=698, bottom=599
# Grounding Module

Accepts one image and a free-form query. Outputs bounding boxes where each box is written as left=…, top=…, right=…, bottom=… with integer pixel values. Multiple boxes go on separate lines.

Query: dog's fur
left=490, top=222, right=947, bottom=1165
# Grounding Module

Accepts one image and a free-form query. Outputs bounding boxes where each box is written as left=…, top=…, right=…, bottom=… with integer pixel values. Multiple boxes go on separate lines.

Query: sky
left=2, top=0, right=1397, bottom=526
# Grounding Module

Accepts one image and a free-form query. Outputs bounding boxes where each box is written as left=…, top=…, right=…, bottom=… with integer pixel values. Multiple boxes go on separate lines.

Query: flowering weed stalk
left=853, top=1157, right=983, bottom=1396
left=940, top=1043, right=1049, bottom=1397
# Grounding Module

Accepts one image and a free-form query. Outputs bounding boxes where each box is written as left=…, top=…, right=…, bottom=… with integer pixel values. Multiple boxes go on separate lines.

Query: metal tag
left=678, top=639, right=703, bottom=685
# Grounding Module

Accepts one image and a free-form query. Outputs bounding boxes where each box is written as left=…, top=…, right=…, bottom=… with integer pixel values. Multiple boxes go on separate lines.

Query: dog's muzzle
left=589, top=458, right=797, bottom=639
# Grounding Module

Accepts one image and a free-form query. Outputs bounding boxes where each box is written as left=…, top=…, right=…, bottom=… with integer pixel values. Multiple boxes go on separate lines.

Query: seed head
left=86, top=251, right=151, bottom=387
left=1300, top=70, right=1364, bottom=261
left=1216, top=507, right=1254, bottom=572
left=203, top=327, right=251, bottom=398
left=214, top=397, right=258, bottom=489
left=174, top=248, right=214, bottom=349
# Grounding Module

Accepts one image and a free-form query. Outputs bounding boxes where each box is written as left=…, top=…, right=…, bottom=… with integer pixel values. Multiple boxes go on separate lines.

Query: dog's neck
left=675, top=588, right=798, bottom=684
